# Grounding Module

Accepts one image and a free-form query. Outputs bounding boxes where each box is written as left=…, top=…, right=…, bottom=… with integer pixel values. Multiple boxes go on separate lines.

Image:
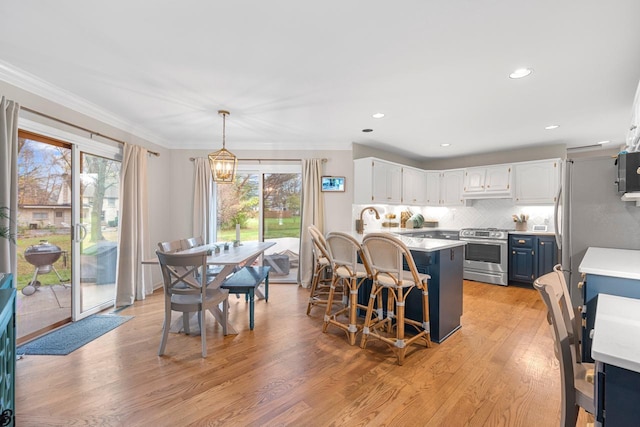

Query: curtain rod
left=21, top=106, right=160, bottom=157
left=189, top=157, right=327, bottom=162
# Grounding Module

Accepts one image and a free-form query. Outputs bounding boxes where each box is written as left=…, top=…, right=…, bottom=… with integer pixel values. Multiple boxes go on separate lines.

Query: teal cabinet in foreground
left=0, top=274, right=15, bottom=427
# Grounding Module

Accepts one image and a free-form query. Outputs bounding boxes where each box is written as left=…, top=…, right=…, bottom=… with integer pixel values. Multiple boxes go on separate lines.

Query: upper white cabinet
left=514, top=159, right=561, bottom=204
left=440, top=169, right=465, bottom=206
left=425, top=171, right=441, bottom=206
left=463, top=164, right=512, bottom=198
left=402, top=166, right=427, bottom=205
left=354, top=158, right=402, bottom=204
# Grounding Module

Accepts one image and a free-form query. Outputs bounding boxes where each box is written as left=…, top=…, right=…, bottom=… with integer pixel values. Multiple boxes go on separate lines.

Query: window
left=33, top=212, right=48, bottom=220
left=56, top=211, right=63, bottom=218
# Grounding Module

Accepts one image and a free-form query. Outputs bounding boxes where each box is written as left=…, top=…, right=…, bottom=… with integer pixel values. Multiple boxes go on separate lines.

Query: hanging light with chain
left=208, top=110, right=237, bottom=183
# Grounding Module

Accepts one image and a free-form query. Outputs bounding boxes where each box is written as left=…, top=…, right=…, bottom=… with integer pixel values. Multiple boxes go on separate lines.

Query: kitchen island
left=354, top=232, right=466, bottom=343
left=578, top=247, right=640, bottom=362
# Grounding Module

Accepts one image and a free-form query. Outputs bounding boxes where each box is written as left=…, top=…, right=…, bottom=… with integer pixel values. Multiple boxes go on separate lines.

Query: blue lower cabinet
left=508, top=234, right=558, bottom=285
left=596, top=363, right=640, bottom=426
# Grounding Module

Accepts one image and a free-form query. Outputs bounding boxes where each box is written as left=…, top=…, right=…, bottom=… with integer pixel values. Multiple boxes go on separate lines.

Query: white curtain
left=193, top=158, right=213, bottom=244
left=298, top=158, right=324, bottom=287
left=0, top=96, right=20, bottom=275
left=115, top=144, right=151, bottom=306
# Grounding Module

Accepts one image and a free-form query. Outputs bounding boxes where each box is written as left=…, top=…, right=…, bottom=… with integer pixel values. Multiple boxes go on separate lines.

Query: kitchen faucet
left=355, top=206, right=381, bottom=234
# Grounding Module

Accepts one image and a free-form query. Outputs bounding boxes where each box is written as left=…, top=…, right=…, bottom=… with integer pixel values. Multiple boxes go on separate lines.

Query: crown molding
left=0, top=60, right=168, bottom=146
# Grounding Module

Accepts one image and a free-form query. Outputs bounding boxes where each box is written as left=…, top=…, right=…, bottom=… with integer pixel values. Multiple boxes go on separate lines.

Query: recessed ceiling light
left=440, top=143, right=451, bottom=147
left=598, top=140, right=611, bottom=145
left=362, top=129, right=373, bottom=133
left=509, top=68, right=533, bottom=79
left=372, top=113, right=385, bottom=119
left=545, top=125, right=559, bottom=130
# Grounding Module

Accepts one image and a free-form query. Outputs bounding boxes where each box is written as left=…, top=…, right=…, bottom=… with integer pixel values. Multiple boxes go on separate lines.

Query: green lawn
left=217, top=216, right=301, bottom=241
left=15, top=230, right=117, bottom=290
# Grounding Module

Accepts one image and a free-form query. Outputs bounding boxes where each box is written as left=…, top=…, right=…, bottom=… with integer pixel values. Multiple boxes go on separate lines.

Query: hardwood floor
left=15, top=281, right=592, bottom=426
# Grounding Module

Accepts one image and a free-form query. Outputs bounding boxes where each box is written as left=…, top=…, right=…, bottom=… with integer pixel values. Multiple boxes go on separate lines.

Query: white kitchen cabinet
left=402, top=166, right=427, bottom=205
left=440, top=169, right=465, bottom=206
left=514, top=159, right=561, bottom=204
left=353, top=157, right=402, bottom=204
left=463, top=164, right=512, bottom=198
left=425, top=171, right=441, bottom=206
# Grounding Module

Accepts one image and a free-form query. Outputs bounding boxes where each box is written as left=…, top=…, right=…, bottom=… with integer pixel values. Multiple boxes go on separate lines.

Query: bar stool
left=359, top=233, right=432, bottom=365
left=306, top=225, right=342, bottom=315
left=322, top=231, right=372, bottom=345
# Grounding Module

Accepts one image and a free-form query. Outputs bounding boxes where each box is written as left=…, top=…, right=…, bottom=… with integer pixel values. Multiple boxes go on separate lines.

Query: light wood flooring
left=15, top=281, right=592, bottom=426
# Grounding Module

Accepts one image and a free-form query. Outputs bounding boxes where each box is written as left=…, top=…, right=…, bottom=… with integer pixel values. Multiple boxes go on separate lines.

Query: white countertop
left=592, top=293, right=640, bottom=373
left=350, top=231, right=466, bottom=252
left=578, top=247, right=640, bottom=280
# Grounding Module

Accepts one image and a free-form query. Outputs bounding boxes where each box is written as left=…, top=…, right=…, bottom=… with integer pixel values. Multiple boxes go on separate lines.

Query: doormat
left=17, top=314, right=133, bottom=356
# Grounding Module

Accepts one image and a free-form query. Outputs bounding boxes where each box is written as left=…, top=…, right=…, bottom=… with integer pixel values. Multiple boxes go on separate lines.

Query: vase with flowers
left=512, top=213, right=529, bottom=231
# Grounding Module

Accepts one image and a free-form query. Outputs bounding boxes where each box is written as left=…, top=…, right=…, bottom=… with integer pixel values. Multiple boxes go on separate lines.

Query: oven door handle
left=460, top=238, right=507, bottom=245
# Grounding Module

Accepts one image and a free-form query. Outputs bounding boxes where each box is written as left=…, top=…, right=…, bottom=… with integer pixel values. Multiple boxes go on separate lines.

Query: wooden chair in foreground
left=156, top=250, right=230, bottom=358
left=322, top=231, right=372, bottom=345
left=307, top=225, right=342, bottom=315
left=534, top=271, right=595, bottom=427
left=359, top=233, right=432, bottom=365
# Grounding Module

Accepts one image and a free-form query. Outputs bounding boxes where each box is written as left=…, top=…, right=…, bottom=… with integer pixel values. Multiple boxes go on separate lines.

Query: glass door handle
left=75, top=223, right=87, bottom=242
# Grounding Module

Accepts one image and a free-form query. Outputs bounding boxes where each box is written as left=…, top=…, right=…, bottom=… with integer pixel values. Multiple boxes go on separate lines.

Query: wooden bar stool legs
left=322, top=273, right=366, bottom=345
left=321, top=232, right=371, bottom=345
left=359, top=233, right=433, bottom=365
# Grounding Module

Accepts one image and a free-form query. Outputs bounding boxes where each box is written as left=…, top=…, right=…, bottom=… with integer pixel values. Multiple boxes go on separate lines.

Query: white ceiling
left=2, top=1, right=640, bottom=160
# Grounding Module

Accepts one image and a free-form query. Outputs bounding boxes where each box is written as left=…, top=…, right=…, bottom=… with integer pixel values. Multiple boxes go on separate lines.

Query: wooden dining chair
left=534, top=273, right=595, bottom=426
left=550, top=264, right=584, bottom=363
left=322, top=231, right=372, bottom=344
left=158, top=239, right=183, bottom=253
left=360, top=233, right=432, bottom=365
left=181, top=236, right=204, bottom=250
left=156, top=250, right=230, bottom=358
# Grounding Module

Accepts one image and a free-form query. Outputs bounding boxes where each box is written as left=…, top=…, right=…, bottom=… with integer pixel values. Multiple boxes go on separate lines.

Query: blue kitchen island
left=356, top=233, right=466, bottom=343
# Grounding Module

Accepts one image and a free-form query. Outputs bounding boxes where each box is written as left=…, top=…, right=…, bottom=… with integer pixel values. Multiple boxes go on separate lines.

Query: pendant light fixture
left=208, top=110, right=237, bottom=184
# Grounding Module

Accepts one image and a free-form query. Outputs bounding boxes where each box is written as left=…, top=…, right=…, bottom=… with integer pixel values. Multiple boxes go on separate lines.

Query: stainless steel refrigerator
left=556, top=155, right=640, bottom=304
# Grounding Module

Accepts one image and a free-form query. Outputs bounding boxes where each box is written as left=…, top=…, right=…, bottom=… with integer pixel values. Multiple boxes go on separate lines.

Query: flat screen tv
left=321, top=176, right=345, bottom=192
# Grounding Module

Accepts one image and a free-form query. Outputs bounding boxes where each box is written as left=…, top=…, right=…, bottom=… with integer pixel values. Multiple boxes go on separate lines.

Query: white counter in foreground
left=579, top=247, right=640, bottom=280
left=592, top=293, right=640, bottom=374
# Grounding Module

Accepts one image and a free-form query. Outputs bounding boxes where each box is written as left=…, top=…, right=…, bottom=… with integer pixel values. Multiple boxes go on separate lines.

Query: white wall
left=167, top=148, right=354, bottom=239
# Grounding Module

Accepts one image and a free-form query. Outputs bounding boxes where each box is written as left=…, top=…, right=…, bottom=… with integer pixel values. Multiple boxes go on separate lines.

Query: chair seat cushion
left=375, top=270, right=430, bottom=288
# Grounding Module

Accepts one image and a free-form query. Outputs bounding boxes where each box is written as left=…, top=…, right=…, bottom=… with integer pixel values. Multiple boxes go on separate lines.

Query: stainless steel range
left=459, top=228, right=511, bottom=286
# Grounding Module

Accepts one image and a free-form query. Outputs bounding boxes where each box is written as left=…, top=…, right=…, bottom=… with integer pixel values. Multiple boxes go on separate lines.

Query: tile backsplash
left=353, top=199, right=555, bottom=232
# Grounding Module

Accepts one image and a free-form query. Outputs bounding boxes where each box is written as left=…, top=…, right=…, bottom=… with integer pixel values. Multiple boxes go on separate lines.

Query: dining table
left=143, top=240, right=276, bottom=335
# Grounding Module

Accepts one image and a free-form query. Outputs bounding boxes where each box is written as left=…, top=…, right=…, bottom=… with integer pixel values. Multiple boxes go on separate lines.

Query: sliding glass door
left=214, top=164, right=301, bottom=283
left=75, top=152, right=121, bottom=317
left=15, top=126, right=121, bottom=341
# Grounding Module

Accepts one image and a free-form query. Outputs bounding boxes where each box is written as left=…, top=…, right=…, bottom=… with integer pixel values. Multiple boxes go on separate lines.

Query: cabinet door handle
left=581, top=318, right=587, bottom=327
left=512, top=251, right=515, bottom=254
left=540, top=242, right=545, bottom=246
left=578, top=281, right=584, bottom=289
left=518, top=239, right=525, bottom=244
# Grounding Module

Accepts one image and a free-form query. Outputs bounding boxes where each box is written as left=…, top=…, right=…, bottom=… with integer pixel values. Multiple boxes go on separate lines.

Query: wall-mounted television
left=321, top=176, right=345, bottom=192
